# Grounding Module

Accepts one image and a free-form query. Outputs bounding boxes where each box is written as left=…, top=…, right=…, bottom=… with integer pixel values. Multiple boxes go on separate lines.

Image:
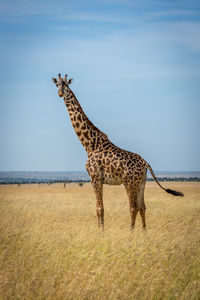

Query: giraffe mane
left=69, top=89, right=108, bottom=140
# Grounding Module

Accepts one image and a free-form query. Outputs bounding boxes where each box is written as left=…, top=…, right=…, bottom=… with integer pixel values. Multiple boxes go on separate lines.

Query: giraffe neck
left=63, top=88, right=109, bottom=155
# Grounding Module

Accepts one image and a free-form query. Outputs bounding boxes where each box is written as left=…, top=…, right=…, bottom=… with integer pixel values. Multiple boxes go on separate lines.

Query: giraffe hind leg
left=124, top=183, right=139, bottom=230
left=130, top=200, right=139, bottom=230
left=137, top=175, right=147, bottom=230
left=139, top=204, right=146, bottom=230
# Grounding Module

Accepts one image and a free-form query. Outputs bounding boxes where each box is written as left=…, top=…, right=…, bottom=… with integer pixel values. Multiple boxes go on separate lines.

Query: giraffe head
left=52, top=73, right=73, bottom=98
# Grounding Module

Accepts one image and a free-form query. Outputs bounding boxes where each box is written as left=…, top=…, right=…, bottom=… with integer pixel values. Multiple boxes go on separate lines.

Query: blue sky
left=0, top=0, right=200, bottom=171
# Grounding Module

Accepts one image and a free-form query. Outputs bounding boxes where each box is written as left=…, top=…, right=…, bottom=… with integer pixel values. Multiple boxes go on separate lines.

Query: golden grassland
left=0, top=182, right=200, bottom=300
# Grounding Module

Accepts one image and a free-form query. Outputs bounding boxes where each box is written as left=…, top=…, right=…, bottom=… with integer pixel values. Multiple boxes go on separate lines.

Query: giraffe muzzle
left=58, top=91, right=63, bottom=97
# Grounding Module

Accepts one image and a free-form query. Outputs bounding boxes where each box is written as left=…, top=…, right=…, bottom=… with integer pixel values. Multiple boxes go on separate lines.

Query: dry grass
left=0, top=182, right=200, bottom=299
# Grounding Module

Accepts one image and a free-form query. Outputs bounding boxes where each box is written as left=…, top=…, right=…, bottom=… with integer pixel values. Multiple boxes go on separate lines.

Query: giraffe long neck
left=63, top=89, right=109, bottom=155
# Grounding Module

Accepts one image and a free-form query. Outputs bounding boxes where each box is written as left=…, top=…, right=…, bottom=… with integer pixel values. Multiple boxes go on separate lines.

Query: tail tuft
left=146, top=162, right=184, bottom=197
left=166, top=189, right=184, bottom=197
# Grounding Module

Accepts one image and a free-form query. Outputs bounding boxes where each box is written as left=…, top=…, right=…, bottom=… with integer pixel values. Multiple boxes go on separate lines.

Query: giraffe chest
left=103, top=174, right=123, bottom=185
left=103, top=170, right=123, bottom=185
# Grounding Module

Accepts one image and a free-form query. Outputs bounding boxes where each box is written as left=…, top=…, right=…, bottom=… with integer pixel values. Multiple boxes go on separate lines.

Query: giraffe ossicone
left=52, top=73, right=184, bottom=231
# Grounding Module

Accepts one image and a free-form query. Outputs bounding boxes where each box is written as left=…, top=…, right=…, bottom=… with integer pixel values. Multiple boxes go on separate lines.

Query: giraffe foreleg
left=91, top=179, right=104, bottom=230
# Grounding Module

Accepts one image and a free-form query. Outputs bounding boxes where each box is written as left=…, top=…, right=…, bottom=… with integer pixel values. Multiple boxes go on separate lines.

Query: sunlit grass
left=0, top=182, right=200, bottom=299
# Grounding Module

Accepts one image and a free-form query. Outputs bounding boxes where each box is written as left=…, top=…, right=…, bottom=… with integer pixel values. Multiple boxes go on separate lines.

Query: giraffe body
left=52, top=73, right=184, bottom=230
left=86, top=146, right=146, bottom=187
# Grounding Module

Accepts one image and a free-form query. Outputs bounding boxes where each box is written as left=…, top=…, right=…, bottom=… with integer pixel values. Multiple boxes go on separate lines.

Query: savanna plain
left=0, top=182, right=200, bottom=300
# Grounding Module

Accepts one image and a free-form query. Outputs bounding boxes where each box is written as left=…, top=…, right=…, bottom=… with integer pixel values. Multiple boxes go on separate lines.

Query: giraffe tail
left=145, top=163, right=184, bottom=197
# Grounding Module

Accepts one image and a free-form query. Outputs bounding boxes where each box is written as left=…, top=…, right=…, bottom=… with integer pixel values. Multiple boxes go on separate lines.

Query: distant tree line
left=147, top=177, right=200, bottom=182
left=0, top=177, right=200, bottom=185
left=0, top=179, right=90, bottom=185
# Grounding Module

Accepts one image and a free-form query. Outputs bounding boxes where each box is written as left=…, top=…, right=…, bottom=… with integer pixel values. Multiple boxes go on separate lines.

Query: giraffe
left=52, top=73, right=184, bottom=230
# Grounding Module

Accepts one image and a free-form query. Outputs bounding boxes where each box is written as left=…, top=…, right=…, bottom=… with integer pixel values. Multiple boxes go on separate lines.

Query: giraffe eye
left=56, top=84, right=58, bottom=87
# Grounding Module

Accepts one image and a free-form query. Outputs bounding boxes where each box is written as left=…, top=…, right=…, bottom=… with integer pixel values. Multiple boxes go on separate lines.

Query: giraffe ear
left=68, top=78, right=73, bottom=85
left=52, top=78, right=57, bottom=84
